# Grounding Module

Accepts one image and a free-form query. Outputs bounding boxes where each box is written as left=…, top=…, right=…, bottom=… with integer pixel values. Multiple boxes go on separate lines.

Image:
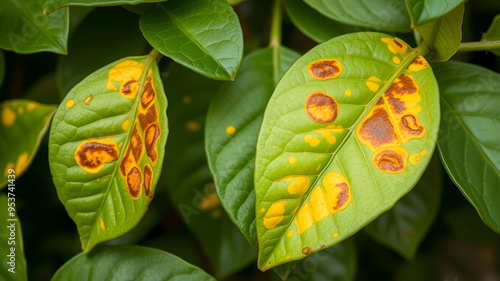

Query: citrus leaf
left=43, top=0, right=165, bottom=15
left=404, top=0, right=464, bottom=26
left=0, top=194, right=27, bottom=281
left=284, top=0, right=355, bottom=43
left=434, top=60, right=500, bottom=233
left=0, top=100, right=56, bottom=189
left=206, top=46, right=300, bottom=248
left=364, top=154, right=442, bottom=259
left=48, top=54, right=168, bottom=253
left=139, top=0, right=243, bottom=80
left=304, top=0, right=412, bottom=32
left=255, top=32, right=440, bottom=270
left=413, top=3, right=464, bottom=61
left=482, top=14, right=500, bottom=57
left=51, top=245, right=216, bottom=281
left=160, top=63, right=257, bottom=278
left=0, top=0, right=68, bottom=54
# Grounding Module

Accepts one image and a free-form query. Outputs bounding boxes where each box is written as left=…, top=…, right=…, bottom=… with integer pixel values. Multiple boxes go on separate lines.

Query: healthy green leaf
left=482, top=14, right=500, bottom=57
left=404, top=0, right=463, bottom=26
left=0, top=0, right=69, bottom=54
left=0, top=50, right=4, bottom=88
left=140, top=0, right=243, bottom=80
left=284, top=0, right=355, bottom=43
left=434, top=60, right=500, bottom=233
left=0, top=100, right=56, bottom=189
left=160, top=63, right=257, bottom=278
left=206, top=46, right=300, bottom=248
left=57, top=7, right=148, bottom=96
left=0, top=194, right=27, bottom=281
left=304, top=0, right=411, bottom=32
left=413, top=3, right=464, bottom=61
left=51, top=245, right=216, bottom=281
left=255, top=32, right=440, bottom=270
left=364, top=154, right=442, bottom=259
left=43, top=0, right=165, bottom=15
left=48, top=54, right=168, bottom=252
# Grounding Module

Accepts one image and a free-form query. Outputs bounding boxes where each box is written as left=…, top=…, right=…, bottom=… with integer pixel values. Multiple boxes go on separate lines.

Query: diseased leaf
left=160, top=63, right=257, bottom=278
left=0, top=194, right=27, bottom=281
left=255, top=32, right=440, bottom=270
left=284, top=0, right=355, bottom=43
left=413, top=3, right=464, bottom=61
left=364, top=154, right=442, bottom=259
left=51, top=245, right=216, bottom=281
left=404, top=0, right=464, bottom=26
left=434, top=60, right=500, bottom=233
left=0, top=100, right=56, bottom=189
left=140, top=0, right=243, bottom=80
left=48, top=54, right=168, bottom=252
left=0, top=0, right=69, bottom=54
left=206, top=46, right=300, bottom=248
left=43, top=0, right=165, bottom=14
left=482, top=14, right=500, bottom=57
left=304, top=0, right=411, bottom=32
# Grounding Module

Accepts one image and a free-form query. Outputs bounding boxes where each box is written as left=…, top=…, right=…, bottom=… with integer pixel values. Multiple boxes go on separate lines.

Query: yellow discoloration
left=287, top=230, right=294, bottom=238
left=304, top=134, right=321, bottom=147
left=366, top=76, right=381, bottom=92
left=119, top=142, right=123, bottom=148
left=393, top=56, right=401, bottom=64
left=75, top=138, right=119, bottom=174
left=408, top=56, right=429, bottom=72
left=314, top=128, right=337, bottom=145
left=226, top=126, right=236, bottom=135
left=308, top=59, right=343, bottom=80
left=305, top=91, right=338, bottom=124
left=148, top=68, right=152, bottom=76
left=4, top=163, right=14, bottom=177
left=186, top=121, right=201, bottom=132
left=99, top=218, right=105, bottom=230
left=84, top=95, right=93, bottom=105
left=199, top=192, right=221, bottom=211
left=182, top=96, right=191, bottom=104
left=410, top=153, right=421, bottom=165
left=107, top=60, right=144, bottom=99
left=289, top=157, right=296, bottom=164
left=65, top=99, right=75, bottom=108
left=17, top=107, right=24, bottom=115
left=295, top=202, right=313, bottom=234
left=381, top=37, right=408, bottom=55
left=284, top=176, right=310, bottom=196
left=261, top=208, right=265, bottom=213
left=372, top=147, right=409, bottom=174
left=345, top=89, right=352, bottom=96
left=15, top=153, right=29, bottom=174
left=323, top=172, right=352, bottom=214
left=27, top=103, right=36, bottom=112
left=421, top=149, right=427, bottom=156
left=264, top=200, right=286, bottom=229
left=122, top=120, right=130, bottom=131
left=287, top=255, right=290, bottom=259
left=310, top=186, right=329, bottom=222
left=316, top=164, right=321, bottom=171
left=2, top=107, right=16, bottom=126
left=333, top=232, right=338, bottom=238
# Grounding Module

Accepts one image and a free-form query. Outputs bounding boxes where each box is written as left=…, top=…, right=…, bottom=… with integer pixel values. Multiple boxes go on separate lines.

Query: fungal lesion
left=74, top=138, right=119, bottom=174
left=307, top=59, right=343, bottom=80
left=408, top=56, right=429, bottom=72
left=372, top=147, right=409, bottom=173
left=263, top=200, right=286, bottom=230
left=381, top=37, right=408, bottom=55
left=322, top=172, right=352, bottom=213
left=305, top=91, right=339, bottom=124
left=106, top=60, right=144, bottom=99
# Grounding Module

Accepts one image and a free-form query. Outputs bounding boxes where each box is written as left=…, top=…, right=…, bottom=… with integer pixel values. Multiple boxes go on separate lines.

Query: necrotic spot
left=334, top=183, right=349, bottom=210
left=357, top=105, right=399, bottom=151
left=144, top=164, right=153, bottom=198
left=302, top=247, right=313, bottom=255
left=139, top=104, right=158, bottom=130
left=127, top=166, right=142, bottom=199
left=401, top=114, right=424, bottom=135
left=308, top=59, right=342, bottom=80
left=305, top=91, right=338, bottom=124
left=130, top=125, right=144, bottom=161
left=372, top=147, right=409, bottom=173
left=75, top=139, right=119, bottom=174
left=145, top=122, right=160, bottom=165
left=141, top=76, right=156, bottom=109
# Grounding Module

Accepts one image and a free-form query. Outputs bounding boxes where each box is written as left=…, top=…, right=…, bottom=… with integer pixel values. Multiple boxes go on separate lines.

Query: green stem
left=269, top=0, right=282, bottom=49
left=415, top=43, right=431, bottom=57
left=149, top=48, right=163, bottom=63
left=458, top=40, right=500, bottom=52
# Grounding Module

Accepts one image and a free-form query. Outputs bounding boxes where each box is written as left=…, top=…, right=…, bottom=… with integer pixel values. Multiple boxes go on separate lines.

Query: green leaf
left=413, top=3, right=464, bottom=61
left=287, top=239, right=356, bottom=281
left=0, top=100, right=56, bottom=189
left=48, top=54, right=168, bottom=252
left=434, top=60, right=500, bottom=233
left=364, top=154, right=442, bottom=259
left=255, top=32, right=440, bottom=270
left=206, top=46, right=300, bottom=248
left=139, top=0, right=243, bottom=80
left=43, top=0, right=165, bottom=15
left=482, top=14, right=500, bottom=57
left=304, top=0, right=411, bottom=32
left=284, top=0, right=355, bottom=43
left=51, top=245, right=216, bottom=281
left=0, top=194, right=27, bottom=281
left=0, top=0, right=68, bottom=54
left=404, top=0, right=463, bottom=26
left=57, top=7, right=148, bottom=96
left=160, top=63, right=257, bottom=278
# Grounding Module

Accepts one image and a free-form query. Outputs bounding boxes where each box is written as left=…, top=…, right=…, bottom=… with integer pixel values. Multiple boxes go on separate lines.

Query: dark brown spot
left=308, top=59, right=342, bottom=80
left=320, top=245, right=326, bottom=249
left=130, top=125, right=143, bottom=161
left=394, top=40, right=403, bottom=48
left=141, top=76, right=155, bottom=109
left=334, top=183, right=349, bottom=210
left=302, top=247, right=313, bottom=255
left=77, top=142, right=119, bottom=169
left=305, top=91, right=338, bottom=124
left=127, top=166, right=142, bottom=199
left=383, top=74, right=418, bottom=114
left=119, top=149, right=133, bottom=177
left=401, top=115, right=424, bottom=135
left=358, top=106, right=399, bottom=150
left=139, top=104, right=158, bottom=130
left=121, top=80, right=135, bottom=94
left=373, top=149, right=407, bottom=173
left=144, top=164, right=153, bottom=198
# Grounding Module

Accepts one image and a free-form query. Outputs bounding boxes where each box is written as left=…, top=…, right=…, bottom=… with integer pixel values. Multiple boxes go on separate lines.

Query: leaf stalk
left=458, top=40, right=500, bottom=52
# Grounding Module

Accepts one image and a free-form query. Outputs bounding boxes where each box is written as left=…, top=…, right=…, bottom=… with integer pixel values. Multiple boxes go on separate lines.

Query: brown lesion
left=126, top=166, right=142, bottom=199
left=333, top=183, right=349, bottom=210
left=372, top=147, right=409, bottom=174
left=357, top=104, right=399, bottom=151
left=383, top=74, right=418, bottom=114
left=139, top=104, right=159, bottom=130
left=305, top=91, right=339, bottom=124
left=408, top=56, right=429, bottom=72
left=144, top=164, right=153, bottom=198
left=75, top=138, right=119, bottom=174
left=308, top=59, right=343, bottom=80
left=145, top=123, right=160, bottom=165
left=140, top=76, right=156, bottom=109
left=401, top=114, right=424, bottom=135
left=302, top=247, right=313, bottom=255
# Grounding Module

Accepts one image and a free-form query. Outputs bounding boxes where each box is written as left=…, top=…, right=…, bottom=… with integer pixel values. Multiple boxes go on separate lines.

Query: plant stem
left=269, top=0, right=282, bottom=49
left=458, top=40, right=500, bottom=52
left=149, top=48, right=163, bottom=63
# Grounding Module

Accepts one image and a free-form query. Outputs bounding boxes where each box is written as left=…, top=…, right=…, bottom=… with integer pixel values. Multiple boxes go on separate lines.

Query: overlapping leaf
left=255, top=32, right=440, bottom=270
left=0, top=100, right=56, bottom=189
left=49, top=54, right=168, bottom=252
left=51, top=245, right=215, bottom=281
left=43, top=0, right=165, bottom=14
left=304, top=0, right=412, bottom=32
left=364, top=154, right=442, bottom=259
left=140, top=0, right=243, bottom=80
left=434, top=61, right=500, bottom=233
left=0, top=0, right=68, bottom=54
left=405, top=0, right=464, bottom=26
left=482, top=14, right=500, bottom=57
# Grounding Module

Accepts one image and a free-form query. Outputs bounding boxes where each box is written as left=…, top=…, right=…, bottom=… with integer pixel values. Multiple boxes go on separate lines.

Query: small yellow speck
left=287, top=255, right=290, bottom=259
left=117, top=212, right=120, bottom=215
left=333, top=232, right=338, bottom=238
left=122, top=120, right=130, bottom=131
left=119, top=142, right=123, bottom=148
left=148, top=68, right=152, bottom=76
left=287, top=230, right=293, bottom=237
left=2, top=107, right=16, bottom=126
left=66, top=99, right=75, bottom=108
left=114, top=198, right=116, bottom=201
left=226, top=126, right=236, bottom=135
left=99, top=218, right=105, bottom=230
left=4, top=163, right=14, bottom=177
left=410, top=153, right=421, bottom=165
left=186, top=121, right=201, bottom=132
left=344, top=89, right=352, bottom=96
left=421, top=149, right=428, bottom=156
left=261, top=208, right=265, bottom=212
left=182, top=96, right=191, bottom=104
left=316, top=164, right=321, bottom=171
left=17, top=107, right=24, bottom=115
left=289, top=157, right=296, bottom=164
left=27, top=103, right=36, bottom=112
left=84, top=95, right=93, bottom=105
left=15, top=153, right=29, bottom=174
left=393, top=56, right=401, bottom=64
